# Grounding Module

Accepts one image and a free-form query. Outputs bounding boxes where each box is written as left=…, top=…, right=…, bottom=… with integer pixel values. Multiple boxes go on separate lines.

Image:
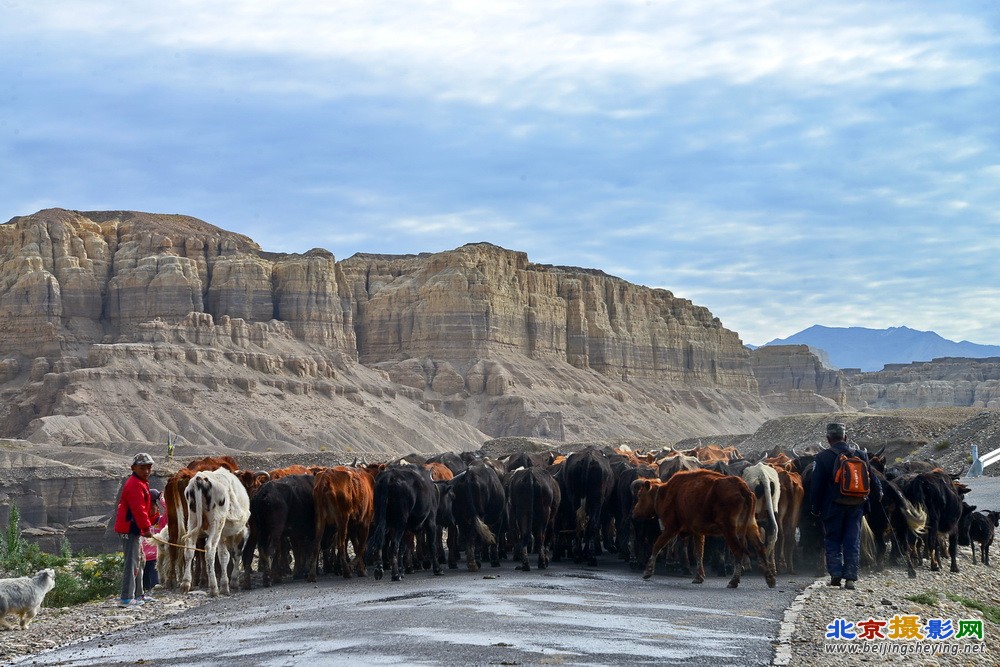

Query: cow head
left=631, top=479, right=658, bottom=519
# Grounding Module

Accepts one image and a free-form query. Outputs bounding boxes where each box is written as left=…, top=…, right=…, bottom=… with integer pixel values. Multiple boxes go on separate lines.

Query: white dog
left=0, top=568, right=56, bottom=630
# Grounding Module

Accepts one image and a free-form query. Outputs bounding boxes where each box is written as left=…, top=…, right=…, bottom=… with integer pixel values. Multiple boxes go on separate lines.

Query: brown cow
left=160, top=456, right=240, bottom=589
left=768, top=464, right=805, bottom=574
left=683, top=445, right=742, bottom=465
left=632, top=469, right=777, bottom=589
left=310, top=466, right=377, bottom=580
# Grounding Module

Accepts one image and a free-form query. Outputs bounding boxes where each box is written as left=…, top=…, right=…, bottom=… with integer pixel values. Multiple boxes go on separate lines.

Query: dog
left=0, top=569, right=56, bottom=630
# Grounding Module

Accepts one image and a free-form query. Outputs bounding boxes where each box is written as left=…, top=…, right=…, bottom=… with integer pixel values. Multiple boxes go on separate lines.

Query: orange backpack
left=833, top=449, right=871, bottom=505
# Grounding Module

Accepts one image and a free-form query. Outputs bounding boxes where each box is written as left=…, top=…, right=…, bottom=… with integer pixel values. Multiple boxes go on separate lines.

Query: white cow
left=180, top=468, right=250, bottom=596
left=741, top=462, right=781, bottom=570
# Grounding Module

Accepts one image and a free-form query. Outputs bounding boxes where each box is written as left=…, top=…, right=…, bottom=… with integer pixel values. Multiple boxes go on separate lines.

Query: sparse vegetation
left=905, top=590, right=939, bottom=606
left=934, top=440, right=950, bottom=451
left=1, top=502, right=122, bottom=607
left=946, top=593, right=1000, bottom=625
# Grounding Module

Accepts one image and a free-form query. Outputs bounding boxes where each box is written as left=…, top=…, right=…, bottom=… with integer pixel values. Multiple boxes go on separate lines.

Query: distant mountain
left=763, top=325, right=1000, bottom=372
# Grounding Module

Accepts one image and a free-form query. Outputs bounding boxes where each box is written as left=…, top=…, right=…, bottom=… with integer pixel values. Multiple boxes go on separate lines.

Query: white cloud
left=11, top=1, right=997, bottom=112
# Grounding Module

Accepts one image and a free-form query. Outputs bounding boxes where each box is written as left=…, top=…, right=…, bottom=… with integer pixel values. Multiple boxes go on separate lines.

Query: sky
left=2, top=1, right=999, bottom=347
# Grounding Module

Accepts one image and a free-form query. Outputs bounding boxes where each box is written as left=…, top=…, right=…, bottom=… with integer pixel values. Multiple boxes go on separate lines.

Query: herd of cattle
left=154, top=443, right=999, bottom=597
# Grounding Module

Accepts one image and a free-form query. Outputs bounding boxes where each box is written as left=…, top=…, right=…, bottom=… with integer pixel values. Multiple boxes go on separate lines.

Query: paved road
left=962, top=475, right=1000, bottom=512
left=18, top=560, right=814, bottom=666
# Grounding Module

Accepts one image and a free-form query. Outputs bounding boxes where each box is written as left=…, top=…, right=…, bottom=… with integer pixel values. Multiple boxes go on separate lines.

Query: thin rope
left=148, top=533, right=207, bottom=553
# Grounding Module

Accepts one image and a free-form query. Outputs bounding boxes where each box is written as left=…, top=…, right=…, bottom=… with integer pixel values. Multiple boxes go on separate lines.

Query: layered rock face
left=0, top=209, right=356, bottom=357
left=1, top=209, right=775, bottom=456
left=750, top=345, right=847, bottom=413
left=846, top=357, right=1000, bottom=409
left=342, top=243, right=754, bottom=389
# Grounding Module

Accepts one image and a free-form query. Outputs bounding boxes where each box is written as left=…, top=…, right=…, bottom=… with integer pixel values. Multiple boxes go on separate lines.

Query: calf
left=564, top=447, right=614, bottom=566
left=365, top=465, right=442, bottom=581
left=959, top=504, right=998, bottom=566
left=310, top=466, right=376, bottom=580
left=451, top=463, right=506, bottom=571
left=632, top=469, right=776, bottom=589
left=180, top=468, right=250, bottom=596
left=242, top=474, right=316, bottom=589
left=506, top=466, right=561, bottom=571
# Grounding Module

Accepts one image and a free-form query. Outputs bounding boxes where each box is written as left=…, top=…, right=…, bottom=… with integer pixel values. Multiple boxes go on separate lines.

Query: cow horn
left=874, top=445, right=885, bottom=457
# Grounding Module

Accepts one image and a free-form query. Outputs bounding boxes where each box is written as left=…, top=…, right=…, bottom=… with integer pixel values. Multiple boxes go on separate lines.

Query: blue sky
left=2, top=1, right=998, bottom=346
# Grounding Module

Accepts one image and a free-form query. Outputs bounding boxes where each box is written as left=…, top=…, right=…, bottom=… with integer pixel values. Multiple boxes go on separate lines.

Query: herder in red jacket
left=114, top=452, right=160, bottom=607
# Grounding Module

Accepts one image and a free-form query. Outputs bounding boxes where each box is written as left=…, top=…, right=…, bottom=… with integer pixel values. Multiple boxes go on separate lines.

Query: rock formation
left=0, top=210, right=777, bottom=459
left=845, top=357, right=1000, bottom=409
left=750, top=345, right=847, bottom=413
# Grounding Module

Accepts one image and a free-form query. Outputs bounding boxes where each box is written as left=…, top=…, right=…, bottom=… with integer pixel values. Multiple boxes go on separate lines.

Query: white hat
left=132, top=452, right=154, bottom=466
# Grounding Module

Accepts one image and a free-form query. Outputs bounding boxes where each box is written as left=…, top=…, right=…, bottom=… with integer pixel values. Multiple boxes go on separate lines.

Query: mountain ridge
left=764, top=325, right=1000, bottom=372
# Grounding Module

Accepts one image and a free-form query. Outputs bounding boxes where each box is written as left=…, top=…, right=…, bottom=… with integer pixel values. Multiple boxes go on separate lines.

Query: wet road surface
left=19, top=559, right=814, bottom=666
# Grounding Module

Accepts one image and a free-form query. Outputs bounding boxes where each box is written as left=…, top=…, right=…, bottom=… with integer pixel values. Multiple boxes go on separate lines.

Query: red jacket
left=114, top=473, right=158, bottom=535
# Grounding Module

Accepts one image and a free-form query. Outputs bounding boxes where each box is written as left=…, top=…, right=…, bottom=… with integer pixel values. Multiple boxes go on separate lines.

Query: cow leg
left=724, top=534, right=746, bottom=588
left=338, top=519, right=352, bottom=579
left=179, top=536, right=197, bottom=594
left=691, top=535, right=707, bottom=584
left=746, top=525, right=777, bottom=588
left=426, top=524, right=443, bottom=575
left=351, top=523, right=370, bottom=577
left=388, top=529, right=403, bottom=582
left=643, top=526, right=678, bottom=580
left=949, top=533, right=959, bottom=573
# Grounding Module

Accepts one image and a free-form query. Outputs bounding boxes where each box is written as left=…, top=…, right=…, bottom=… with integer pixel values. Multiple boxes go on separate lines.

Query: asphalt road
left=24, top=478, right=997, bottom=666
left=17, top=559, right=814, bottom=667
left=962, top=475, right=1000, bottom=512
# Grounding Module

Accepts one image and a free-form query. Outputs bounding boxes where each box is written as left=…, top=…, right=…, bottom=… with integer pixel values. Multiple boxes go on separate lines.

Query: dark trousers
left=143, top=559, right=159, bottom=591
left=822, top=504, right=864, bottom=580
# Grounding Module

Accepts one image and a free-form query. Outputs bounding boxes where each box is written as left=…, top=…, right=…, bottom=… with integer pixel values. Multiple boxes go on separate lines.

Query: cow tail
left=575, top=499, right=588, bottom=535
left=882, top=479, right=928, bottom=537
left=365, top=480, right=389, bottom=562
left=901, top=497, right=928, bottom=537
left=475, top=517, right=496, bottom=545
left=762, top=476, right=778, bottom=554
left=463, top=479, right=496, bottom=545
left=860, top=516, right=877, bottom=566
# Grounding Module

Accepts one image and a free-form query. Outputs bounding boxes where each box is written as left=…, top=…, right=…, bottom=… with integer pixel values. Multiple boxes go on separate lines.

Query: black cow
left=450, top=463, right=506, bottom=571
left=896, top=471, right=965, bottom=574
left=564, top=447, right=615, bottom=566
left=505, top=451, right=557, bottom=472
left=426, top=452, right=466, bottom=476
left=863, top=469, right=928, bottom=577
left=959, top=503, right=998, bottom=566
left=609, top=461, right=657, bottom=568
left=365, top=465, right=442, bottom=581
left=434, top=479, right=458, bottom=568
left=241, top=474, right=316, bottom=589
left=505, top=466, right=561, bottom=571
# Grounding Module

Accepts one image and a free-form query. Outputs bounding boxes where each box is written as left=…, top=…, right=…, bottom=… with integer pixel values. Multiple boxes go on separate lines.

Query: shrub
left=1, top=502, right=123, bottom=607
left=933, top=440, right=950, bottom=452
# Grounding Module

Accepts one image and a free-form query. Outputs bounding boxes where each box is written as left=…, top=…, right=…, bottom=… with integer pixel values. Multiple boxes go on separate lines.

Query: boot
left=828, top=576, right=842, bottom=587
left=844, top=580, right=856, bottom=590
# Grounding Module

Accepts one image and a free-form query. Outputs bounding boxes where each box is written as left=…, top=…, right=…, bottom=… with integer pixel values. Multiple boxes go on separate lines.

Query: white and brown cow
left=180, top=468, right=250, bottom=597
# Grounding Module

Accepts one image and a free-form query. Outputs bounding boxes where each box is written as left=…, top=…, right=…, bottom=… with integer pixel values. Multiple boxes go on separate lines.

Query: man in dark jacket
left=809, top=423, right=881, bottom=590
left=114, top=452, right=159, bottom=607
